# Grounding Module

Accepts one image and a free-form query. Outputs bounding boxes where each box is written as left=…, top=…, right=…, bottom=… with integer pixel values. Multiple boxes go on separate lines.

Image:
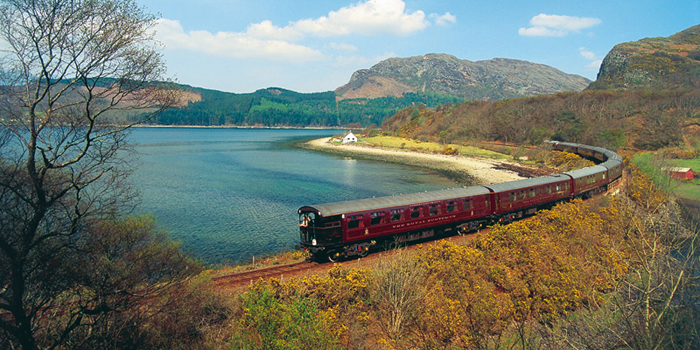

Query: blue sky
left=139, top=0, right=700, bottom=93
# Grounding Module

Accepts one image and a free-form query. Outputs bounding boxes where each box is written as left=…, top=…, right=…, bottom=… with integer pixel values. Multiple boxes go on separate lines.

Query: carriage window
left=510, top=192, right=516, bottom=202
left=556, top=184, right=562, bottom=192
left=463, top=199, right=472, bottom=210
left=520, top=190, right=526, bottom=200
left=390, top=209, right=403, bottom=222
left=429, top=204, right=440, bottom=216
left=546, top=186, right=552, bottom=194
left=529, top=188, right=535, bottom=198
left=446, top=201, right=456, bottom=213
left=347, top=215, right=363, bottom=229
left=410, top=207, right=423, bottom=219
left=370, top=212, right=384, bottom=225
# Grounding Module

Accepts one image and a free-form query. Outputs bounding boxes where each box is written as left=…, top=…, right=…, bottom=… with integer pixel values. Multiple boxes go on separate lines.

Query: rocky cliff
left=335, top=53, right=591, bottom=101
left=590, top=24, right=700, bottom=90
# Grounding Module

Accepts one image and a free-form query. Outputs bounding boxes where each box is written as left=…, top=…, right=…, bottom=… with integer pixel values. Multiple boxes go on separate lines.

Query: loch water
left=130, top=127, right=458, bottom=264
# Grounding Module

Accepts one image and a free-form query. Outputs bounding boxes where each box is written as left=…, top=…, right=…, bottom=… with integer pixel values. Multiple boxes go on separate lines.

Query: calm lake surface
left=129, top=127, right=457, bottom=264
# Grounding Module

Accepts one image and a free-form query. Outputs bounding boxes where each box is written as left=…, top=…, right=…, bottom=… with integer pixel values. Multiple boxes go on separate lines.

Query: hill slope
left=336, top=53, right=591, bottom=101
left=590, top=24, right=700, bottom=90
left=140, top=86, right=462, bottom=127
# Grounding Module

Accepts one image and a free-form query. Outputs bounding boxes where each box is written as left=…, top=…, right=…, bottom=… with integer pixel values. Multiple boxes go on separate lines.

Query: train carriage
left=565, top=165, right=610, bottom=198
left=603, top=159, right=623, bottom=180
left=299, top=187, right=491, bottom=261
left=483, top=174, right=572, bottom=222
left=548, top=141, right=579, bottom=154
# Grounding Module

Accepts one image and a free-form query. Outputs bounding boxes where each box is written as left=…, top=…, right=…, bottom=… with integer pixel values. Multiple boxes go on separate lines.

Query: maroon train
left=298, top=141, right=623, bottom=261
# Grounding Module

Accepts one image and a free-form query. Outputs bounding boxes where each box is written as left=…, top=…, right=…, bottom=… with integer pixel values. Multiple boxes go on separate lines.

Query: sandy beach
left=302, top=137, right=529, bottom=186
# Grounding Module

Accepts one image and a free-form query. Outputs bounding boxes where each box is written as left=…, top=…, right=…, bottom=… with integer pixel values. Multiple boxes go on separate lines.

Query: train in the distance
left=298, top=141, right=623, bottom=262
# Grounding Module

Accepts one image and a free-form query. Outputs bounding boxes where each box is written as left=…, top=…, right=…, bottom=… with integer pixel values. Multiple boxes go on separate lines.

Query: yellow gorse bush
left=226, top=163, right=680, bottom=348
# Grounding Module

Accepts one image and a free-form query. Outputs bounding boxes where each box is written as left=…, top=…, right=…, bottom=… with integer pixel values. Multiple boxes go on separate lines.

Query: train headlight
left=312, top=239, right=317, bottom=246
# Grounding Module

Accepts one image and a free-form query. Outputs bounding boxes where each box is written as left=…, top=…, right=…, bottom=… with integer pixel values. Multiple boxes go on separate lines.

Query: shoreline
left=131, top=124, right=343, bottom=130
left=300, top=137, right=529, bottom=186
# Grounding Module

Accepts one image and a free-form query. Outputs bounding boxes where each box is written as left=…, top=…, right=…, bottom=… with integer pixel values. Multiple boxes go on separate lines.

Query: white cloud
left=430, top=12, right=457, bottom=27
left=246, top=20, right=303, bottom=41
left=587, top=60, right=603, bottom=69
left=579, top=47, right=603, bottom=71
left=154, top=0, right=448, bottom=64
left=519, top=14, right=601, bottom=37
left=154, top=19, right=325, bottom=63
left=579, top=47, right=597, bottom=60
left=293, top=0, right=429, bottom=37
left=329, top=42, right=358, bottom=52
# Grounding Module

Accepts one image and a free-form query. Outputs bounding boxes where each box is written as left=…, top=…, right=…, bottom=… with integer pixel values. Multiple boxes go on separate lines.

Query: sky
left=137, top=0, right=700, bottom=94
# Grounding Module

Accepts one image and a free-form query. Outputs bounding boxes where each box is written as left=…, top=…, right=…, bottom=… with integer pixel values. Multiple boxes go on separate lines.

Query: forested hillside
left=381, top=89, right=700, bottom=151
left=136, top=86, right=463, bottom=127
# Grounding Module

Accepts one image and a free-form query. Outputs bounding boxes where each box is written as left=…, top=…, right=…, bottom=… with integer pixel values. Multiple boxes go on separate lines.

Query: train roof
left=564, top=165, right=608, bottom=179
left=482, top=174, right=571, bottom=193
left=300, top=186, right=491, bottom=217
left=601, top=159, right=623, bottom=169
left=547, top=140, right=622, bottom=162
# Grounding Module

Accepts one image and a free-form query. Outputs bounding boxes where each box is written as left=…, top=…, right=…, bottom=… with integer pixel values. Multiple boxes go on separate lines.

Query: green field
left=632, top=152, right=700, bottom=202
left=359, top=135, right=511, bottom=159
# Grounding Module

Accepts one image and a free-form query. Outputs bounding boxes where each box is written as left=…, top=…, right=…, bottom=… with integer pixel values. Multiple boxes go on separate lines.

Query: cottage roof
left=664, top=167, right=692, bottom=173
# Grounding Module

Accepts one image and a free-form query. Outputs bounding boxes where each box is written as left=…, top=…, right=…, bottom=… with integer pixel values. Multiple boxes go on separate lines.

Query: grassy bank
left=359, top=135, right=510, bottom=160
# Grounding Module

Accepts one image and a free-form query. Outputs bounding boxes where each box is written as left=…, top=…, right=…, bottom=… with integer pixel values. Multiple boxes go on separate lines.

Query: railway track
left=211, top=261, right=319, bottom=289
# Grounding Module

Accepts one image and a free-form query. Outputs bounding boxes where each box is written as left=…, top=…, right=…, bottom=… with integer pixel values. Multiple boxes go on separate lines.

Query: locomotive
left=298, top=141, right=623, bottom=262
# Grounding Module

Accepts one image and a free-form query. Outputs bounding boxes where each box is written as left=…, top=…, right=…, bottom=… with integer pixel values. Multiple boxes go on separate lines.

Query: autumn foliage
left=381, top=89, right=700, bottom=151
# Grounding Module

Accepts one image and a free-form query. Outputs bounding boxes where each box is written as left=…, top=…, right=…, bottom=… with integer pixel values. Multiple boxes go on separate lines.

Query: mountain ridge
left=336, top=53, right=591, bottom=101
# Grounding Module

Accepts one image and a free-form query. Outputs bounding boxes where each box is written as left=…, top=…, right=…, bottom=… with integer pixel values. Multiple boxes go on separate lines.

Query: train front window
left=299, top=212, right=316, bottom=227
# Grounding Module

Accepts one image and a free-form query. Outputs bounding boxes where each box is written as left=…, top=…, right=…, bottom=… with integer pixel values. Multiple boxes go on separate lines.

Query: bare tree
left=0, top=0, right=187, bottom=349
left=371, top=248, right=426, bottom=344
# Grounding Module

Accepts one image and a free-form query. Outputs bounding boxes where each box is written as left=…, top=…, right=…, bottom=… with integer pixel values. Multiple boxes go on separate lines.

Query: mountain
left=590, top=24, right=700, bottom=90
left=134, top=54, right=594, bottom=127
left=335, top=53, right=591, bottom=101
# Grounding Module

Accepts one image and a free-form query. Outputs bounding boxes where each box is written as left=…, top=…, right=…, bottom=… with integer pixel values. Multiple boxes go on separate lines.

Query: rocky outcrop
left=335, top=53, right=591, bottom=101
left=590, top=25, right=700, bottom=90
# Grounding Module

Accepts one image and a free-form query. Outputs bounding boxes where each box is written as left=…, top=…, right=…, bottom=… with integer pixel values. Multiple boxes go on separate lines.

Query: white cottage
left=342, top=131, right=357, bottom=144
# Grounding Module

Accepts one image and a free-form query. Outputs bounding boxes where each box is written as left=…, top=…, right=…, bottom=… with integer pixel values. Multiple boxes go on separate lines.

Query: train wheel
left=358, top=247, right=369, bottom=258
left=327, top=250, right=342, bottom=262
